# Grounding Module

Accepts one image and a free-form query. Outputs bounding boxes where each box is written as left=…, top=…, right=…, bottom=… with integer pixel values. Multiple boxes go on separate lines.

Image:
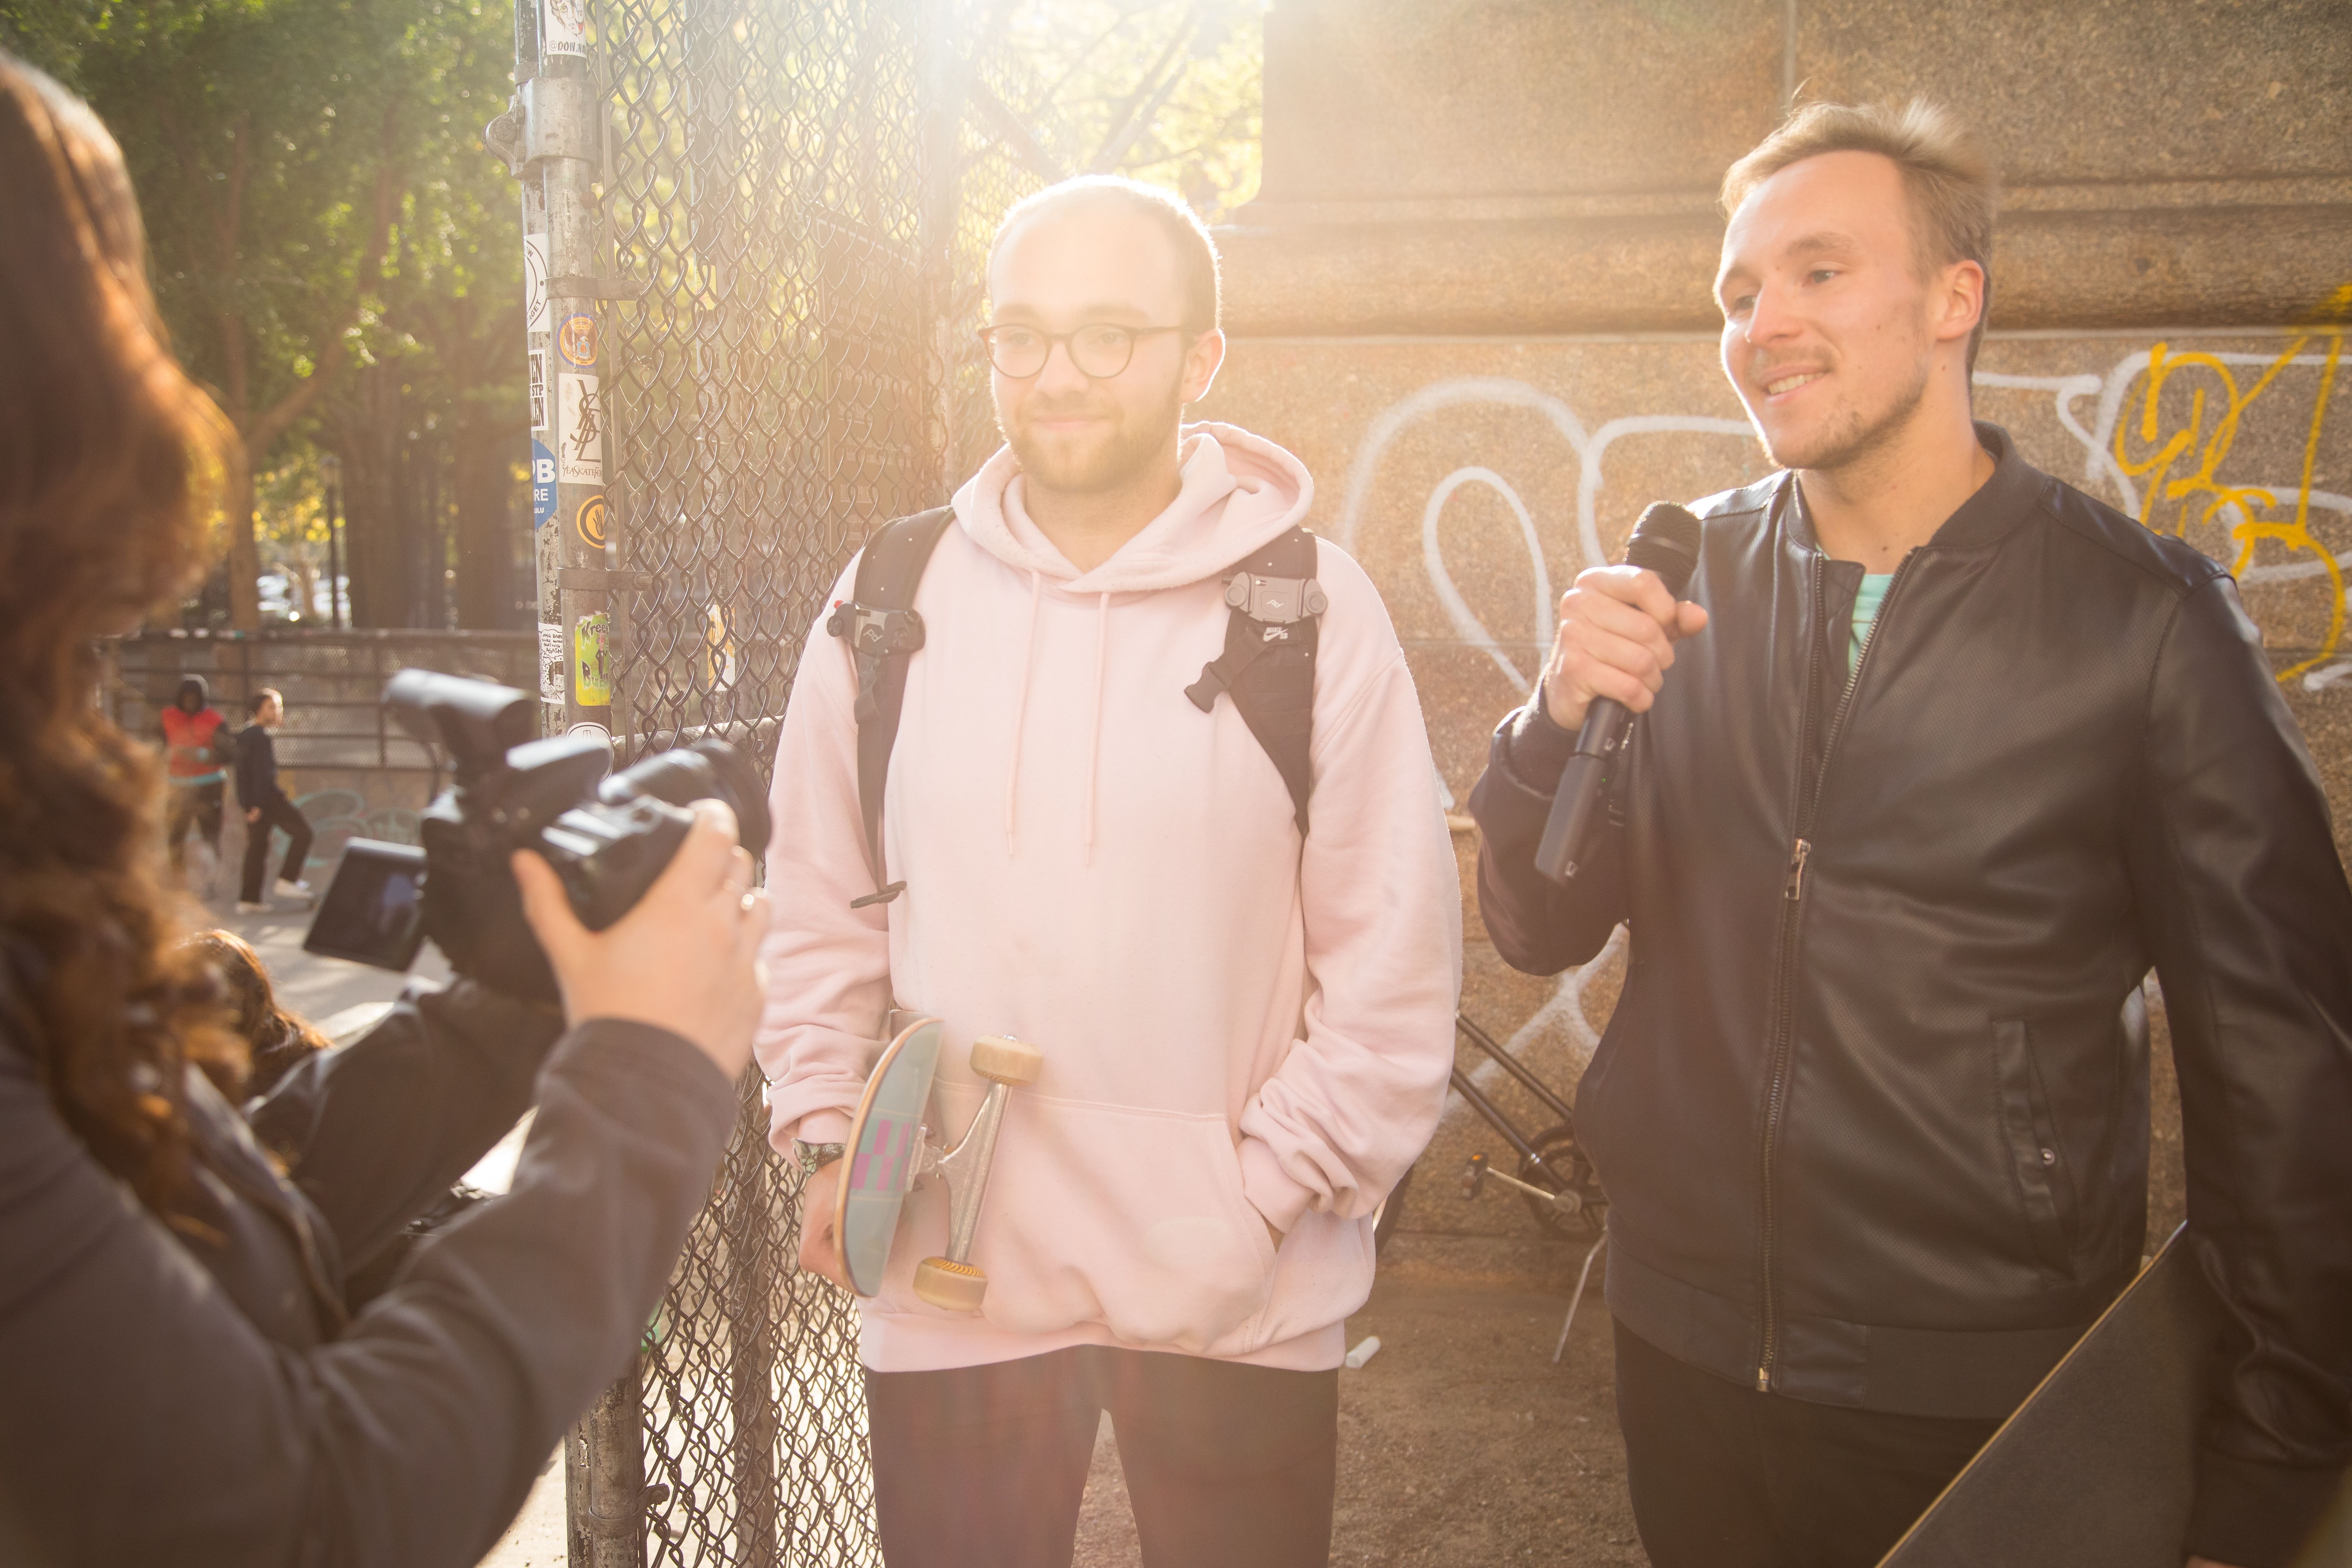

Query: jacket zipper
left=1754, top=547, right=1918, bottom=1393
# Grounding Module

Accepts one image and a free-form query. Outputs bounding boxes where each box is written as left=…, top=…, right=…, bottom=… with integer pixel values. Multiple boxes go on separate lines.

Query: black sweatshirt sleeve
left=247, top=979, right=566, bottom=1271
left=233, top=725, right=268, bottom=805
left=2121, top=579, right=2352, bottom=1568
left=0, top=1018, right=738, bottom=1568
left=1466, top=693, right=1630, bottom=974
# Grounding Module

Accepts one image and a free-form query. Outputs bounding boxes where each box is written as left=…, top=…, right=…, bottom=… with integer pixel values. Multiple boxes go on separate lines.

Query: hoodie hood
left=175, top=675, right=210, bottom=710
left=945, top=423, right=1314, bottom=865
left=952, top=421, right=1313, bottom=593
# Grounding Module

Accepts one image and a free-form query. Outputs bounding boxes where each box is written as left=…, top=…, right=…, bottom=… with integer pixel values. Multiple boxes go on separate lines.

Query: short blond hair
left=1722, top=99, right=1997, bottom=373
left=992, top=175, right=1221, bottom=334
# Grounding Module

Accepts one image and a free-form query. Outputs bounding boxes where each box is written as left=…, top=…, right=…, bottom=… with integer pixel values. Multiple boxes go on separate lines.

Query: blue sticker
left=531, top=441, right=558, bottom=531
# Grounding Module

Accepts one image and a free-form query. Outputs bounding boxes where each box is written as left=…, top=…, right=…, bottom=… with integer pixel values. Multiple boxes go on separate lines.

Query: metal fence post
left=490, top=0, right=623, bottom=749
left=489, top=0, right=647, bottom=1558
left=725, top=1120, right=781, bottom=1568
left=566, top=1351, right=649, bottom=1568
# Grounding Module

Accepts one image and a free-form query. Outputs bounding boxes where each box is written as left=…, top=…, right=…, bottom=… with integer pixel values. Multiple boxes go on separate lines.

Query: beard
left=1000, top=375, right=1184, bottom=495
left=1756, top=351, right=1933, bottom=475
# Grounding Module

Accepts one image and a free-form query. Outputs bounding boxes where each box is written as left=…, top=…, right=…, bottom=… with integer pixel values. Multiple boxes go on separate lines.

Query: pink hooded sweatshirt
left=757, top=422, right=1462, bottom=1373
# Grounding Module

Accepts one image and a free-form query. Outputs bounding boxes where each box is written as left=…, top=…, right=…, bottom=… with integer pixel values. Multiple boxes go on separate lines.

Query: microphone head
left=1623, top=503, right=1703, bottom=598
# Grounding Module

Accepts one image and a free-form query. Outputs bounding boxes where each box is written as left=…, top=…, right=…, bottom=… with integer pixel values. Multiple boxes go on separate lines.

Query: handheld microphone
left=1533, top=502, right=1703, bottom=884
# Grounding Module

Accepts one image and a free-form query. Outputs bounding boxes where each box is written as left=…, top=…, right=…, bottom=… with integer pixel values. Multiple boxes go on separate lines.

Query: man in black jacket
left=234, top=686, right=314, bottom=910
left=1469, top=101, right=2352, bottom=1568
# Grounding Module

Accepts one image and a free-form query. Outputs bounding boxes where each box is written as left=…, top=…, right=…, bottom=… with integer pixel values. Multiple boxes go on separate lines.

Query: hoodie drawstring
left=1083, top=592, right=1108, bottom=864
left=1000, top=579, right=1112, bottom=866
left=1003, top=571, right=1044, bottom=852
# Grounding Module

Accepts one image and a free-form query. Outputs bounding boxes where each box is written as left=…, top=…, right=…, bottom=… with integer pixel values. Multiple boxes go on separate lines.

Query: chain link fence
left=586, top=1, right=1052, bottom=1560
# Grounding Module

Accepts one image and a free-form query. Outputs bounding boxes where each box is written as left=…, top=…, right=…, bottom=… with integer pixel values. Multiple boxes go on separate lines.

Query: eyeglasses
left=977, top=322, right=1185, bottom=380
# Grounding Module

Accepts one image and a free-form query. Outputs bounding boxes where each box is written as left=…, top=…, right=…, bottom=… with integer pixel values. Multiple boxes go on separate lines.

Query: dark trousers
left=1615, top=1322, right=2002, bottom=1568
left=865, top=1346, right=1338, bottom=1568
left=239, top=791, right=313, bottom=902
left=164, top=781, right=224, bottom=868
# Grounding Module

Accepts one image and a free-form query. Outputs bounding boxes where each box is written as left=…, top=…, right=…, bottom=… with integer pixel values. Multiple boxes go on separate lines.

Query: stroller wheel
left=1518, top=1122, right=1607, bottom=1240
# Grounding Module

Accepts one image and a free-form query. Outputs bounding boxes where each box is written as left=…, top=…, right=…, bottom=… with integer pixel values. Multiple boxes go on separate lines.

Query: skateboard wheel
left=969, top=1034, right=1044, bottom=1086
left=913, top=1256, right=988, bottom=1313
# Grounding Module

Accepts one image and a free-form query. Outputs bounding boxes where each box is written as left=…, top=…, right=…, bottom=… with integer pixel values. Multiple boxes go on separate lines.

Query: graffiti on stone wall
left=293, top=790, right=422, bottom=875
left=1336, top=333, right=2347, bottom=1115
left=1348, top=334, right=2347, bottom=698
left=2096, top=332, right=2346, bottom=685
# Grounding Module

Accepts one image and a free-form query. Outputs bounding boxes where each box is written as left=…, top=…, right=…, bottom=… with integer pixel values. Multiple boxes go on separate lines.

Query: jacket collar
left=1778, top=421, right=2044, bottom=558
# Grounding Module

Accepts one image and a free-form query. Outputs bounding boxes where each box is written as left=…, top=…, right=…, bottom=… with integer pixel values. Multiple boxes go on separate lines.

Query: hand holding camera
left=306, top=670, right=774, bottom=1033
left=512, top=799, right=768, bottom=1079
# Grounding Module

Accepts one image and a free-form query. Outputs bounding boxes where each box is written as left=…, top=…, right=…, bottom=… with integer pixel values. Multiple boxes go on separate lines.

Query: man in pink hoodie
left=756, top=176, right=1462, bottom=1565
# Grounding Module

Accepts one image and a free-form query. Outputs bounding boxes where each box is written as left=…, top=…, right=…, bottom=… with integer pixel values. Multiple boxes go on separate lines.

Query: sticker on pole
left=541, top=0, right=587, bottom=58
left=523, top=232, right=550, bottom=335
left=574, top=611, right=612, bottom=706
left=531, top=442, right=558, bottom=530
left=556, top=313, right=597, bottom=369
left=574, top=493, right=608, bottom=552
left=703, top=603, right=737, bottom=690
left=538, top=623, right=566, bottom=701
left=527, top=349, right=548, bottom=435
left=557, top=375, right=602, bottom=485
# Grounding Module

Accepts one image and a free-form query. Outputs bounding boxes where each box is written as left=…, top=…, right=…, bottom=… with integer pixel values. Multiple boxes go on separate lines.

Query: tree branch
left=245, top=100, right=406, bottom=455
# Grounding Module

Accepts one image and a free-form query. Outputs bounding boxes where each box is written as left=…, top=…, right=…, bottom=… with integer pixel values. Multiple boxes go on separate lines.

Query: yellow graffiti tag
left=2113, top=329, right=2345, bottom=681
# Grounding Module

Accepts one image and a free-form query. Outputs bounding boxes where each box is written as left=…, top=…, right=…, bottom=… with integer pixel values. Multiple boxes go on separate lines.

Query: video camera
left=304, top=670, right=769, bottom=1003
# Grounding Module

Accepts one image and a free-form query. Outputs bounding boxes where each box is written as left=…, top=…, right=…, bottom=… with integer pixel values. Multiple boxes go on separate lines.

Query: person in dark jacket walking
left=0, top=56, right=772, bottom=1567
left=234, top=685, right=314, bottom=910
left=1469, top=101, right=2352, bottom=1568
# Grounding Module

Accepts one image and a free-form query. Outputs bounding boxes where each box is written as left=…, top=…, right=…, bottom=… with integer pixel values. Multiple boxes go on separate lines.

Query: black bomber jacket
left=1469, top=425, right=2352, bottom=1567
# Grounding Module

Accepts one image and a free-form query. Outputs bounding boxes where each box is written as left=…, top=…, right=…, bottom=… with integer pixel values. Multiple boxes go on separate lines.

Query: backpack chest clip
left=827, top=600, right=927, bottom=659
left=1223, top=572, right=1327, bottom=640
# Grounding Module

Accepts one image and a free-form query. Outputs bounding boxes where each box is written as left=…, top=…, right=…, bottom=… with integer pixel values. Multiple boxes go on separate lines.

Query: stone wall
left=1204, top=0, right=2352, bottom=1280
left=106, top=630, right=536, bottom=887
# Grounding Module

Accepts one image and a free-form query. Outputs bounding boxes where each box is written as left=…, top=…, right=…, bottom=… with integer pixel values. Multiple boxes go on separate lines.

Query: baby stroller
left=1374, top=1013, right=1610, bottom=1362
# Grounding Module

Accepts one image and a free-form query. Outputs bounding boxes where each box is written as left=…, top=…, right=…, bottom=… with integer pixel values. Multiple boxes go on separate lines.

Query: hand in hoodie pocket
left=872, top=1084, right=1280, bottom=1355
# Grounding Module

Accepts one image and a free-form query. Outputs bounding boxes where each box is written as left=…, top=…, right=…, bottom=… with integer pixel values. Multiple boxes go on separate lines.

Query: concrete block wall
left=106, top=630, right=536, bottom=885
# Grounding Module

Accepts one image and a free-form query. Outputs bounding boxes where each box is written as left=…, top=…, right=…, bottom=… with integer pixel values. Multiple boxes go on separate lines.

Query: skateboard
left=835, top=1015, right=1043, bottom=1314
left=1878, top=1222, right=2225, bottom=1568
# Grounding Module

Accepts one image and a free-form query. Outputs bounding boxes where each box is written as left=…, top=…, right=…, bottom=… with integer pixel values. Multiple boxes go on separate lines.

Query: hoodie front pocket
left=949, top=1095, right=1281, bottom=1356
left=1992, top=1017, right=2079, bottom=1278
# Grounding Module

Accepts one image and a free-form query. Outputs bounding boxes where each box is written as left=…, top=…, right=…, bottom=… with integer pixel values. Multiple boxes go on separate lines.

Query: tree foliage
left=987, top=0, right=1264, bottom=222
left=0, top=0, right=1269, bottom=628
left=3, top=0, right=528, bottom=630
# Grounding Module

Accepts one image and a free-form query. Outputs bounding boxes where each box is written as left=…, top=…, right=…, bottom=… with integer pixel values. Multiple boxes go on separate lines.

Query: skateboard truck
left=835, top=1016, right=1043, bottom=1315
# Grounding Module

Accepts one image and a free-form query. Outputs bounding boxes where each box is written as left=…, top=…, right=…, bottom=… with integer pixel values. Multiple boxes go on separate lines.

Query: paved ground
left=1070, top=1270, right=1640, bottom=1568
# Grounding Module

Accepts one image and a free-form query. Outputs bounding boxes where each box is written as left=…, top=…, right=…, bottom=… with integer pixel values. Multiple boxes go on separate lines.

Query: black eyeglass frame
left=975, top=322, right=1190, bottom=380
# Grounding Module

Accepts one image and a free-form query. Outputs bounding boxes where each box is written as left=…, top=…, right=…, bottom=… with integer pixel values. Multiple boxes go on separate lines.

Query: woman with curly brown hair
left=0, top=55, right=772, bottom=1567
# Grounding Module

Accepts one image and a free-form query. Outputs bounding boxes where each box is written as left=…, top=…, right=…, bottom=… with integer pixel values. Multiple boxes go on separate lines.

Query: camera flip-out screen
left=303, top=839, right=429, bottom=972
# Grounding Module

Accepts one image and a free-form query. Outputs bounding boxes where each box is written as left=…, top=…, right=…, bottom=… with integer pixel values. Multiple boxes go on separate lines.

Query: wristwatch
left=792, top=1139, right=847, bottom=1176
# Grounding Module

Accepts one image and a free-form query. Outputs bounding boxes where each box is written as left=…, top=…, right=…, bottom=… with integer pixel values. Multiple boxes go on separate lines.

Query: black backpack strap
left=824, top=506, right=954, bottom=908
left=1184, top=526, right=1323, bottom=833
